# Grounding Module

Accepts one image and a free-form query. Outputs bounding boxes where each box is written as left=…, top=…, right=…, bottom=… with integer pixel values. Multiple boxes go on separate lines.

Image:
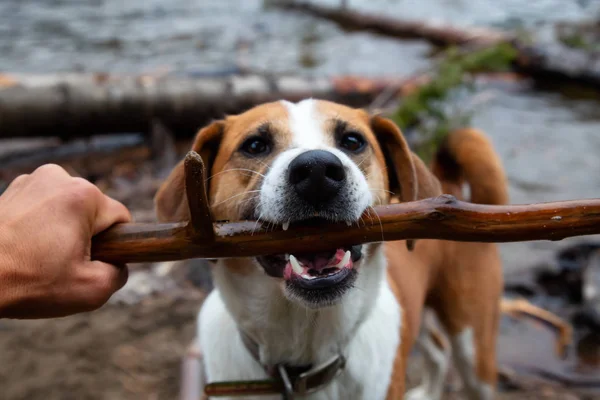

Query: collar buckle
left=277, top=364, right=295, bottom=400
left=277, top=354, right=346, bottom=399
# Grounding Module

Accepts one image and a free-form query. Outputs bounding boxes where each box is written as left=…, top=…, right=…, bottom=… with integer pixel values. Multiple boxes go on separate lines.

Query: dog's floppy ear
left=370, top=115, right=442, bottom=250
left=154, top=120, right=225, bottom=222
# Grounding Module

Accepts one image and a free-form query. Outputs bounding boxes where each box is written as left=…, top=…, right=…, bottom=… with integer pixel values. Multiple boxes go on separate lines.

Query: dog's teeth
left=282, top=221, right=290, bottom=231
left=346, top=221, right=352, bottom=227
left=289, top=255, right=304, bottom=274
left=285, top=254, right=290, bottom=261
left=334, top=250, right=352, bottom=269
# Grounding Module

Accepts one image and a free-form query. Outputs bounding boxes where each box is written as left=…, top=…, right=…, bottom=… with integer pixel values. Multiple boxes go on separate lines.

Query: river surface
left=1, top=0, right=599, bottom=75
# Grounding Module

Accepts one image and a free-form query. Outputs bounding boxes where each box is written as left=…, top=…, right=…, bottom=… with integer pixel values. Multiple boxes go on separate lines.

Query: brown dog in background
left=155, top=99, right=508, bottom=399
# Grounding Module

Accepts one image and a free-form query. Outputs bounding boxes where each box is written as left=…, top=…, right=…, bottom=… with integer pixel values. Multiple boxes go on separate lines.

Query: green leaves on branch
left=391, top=42, right=517, bottom=163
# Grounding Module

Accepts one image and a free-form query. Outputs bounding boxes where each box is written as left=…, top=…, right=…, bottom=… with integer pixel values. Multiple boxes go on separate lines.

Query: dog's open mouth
left=256, top=244, right=362, bottom=306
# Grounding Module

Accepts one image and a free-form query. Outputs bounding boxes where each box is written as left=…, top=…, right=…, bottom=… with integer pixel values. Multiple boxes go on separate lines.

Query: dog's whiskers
left=269, top=220, right=278, bottom=233
left=208, top=168, right=266, bottom=181
left=213, top=190, right=261, bottom=207
left=370, top=192, right=384, bottom=207
left=358, top=215, right=366, bottom=228
left=239, top=194, right=260, bottom=205
left=364, top=165, right=389, bottom=180
left=237, top=195, right=260, bottom=215
left=370, top=188, right=395, bottom=195
left=368, top=205, right=384, bottom=242
left=355, top=156, right=369, bottom=169
left=251, top=212, right=265, bottom=236
left=252, top=158, right=272, bottom=172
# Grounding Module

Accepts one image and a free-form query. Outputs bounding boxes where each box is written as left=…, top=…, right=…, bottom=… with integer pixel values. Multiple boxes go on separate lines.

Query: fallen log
left=513, top=43, right=600, bottom=90
left=0, top=119, right=182, bottom=183
left=91, top=151, right=600, bottom=264
left=0, top=135, right=153, bottom=189
left=0, top=73, right=409, bottom=139
left=279, top=1, right=509, bottom=47
left=0, top=133, right=145, bottom=170
left=281, top=2, right=600, bottom=90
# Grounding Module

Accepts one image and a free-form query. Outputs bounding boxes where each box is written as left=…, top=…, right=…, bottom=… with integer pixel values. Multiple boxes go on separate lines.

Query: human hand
left=0, top=164, right=131, bottom=318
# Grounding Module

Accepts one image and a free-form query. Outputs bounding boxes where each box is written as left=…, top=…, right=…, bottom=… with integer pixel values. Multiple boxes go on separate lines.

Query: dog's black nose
left=288, top=150, right=346, bottom=206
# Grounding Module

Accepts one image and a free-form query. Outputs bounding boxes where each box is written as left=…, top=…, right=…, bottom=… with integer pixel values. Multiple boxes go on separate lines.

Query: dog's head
left=155, top=99, right=440, bottom=308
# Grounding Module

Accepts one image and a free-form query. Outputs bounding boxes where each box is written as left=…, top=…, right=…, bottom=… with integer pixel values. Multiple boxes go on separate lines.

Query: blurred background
left=1, top=0, right=600, bottom=399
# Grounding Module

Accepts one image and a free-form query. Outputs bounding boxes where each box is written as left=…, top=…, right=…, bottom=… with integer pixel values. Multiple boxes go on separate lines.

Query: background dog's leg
left=450, top=327, right=495, bottom=400
left=405, top=311, right=450, bottom=400
left=429, top=248, right=502, bottom=400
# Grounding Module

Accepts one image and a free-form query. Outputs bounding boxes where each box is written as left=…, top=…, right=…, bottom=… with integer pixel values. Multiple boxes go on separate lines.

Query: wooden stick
left=184, top=152, right=215, bottom=240
left=92, top=182, right=600, bottom=264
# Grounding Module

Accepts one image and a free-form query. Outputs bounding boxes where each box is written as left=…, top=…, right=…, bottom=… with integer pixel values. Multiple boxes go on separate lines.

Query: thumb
left=80, top=261, right=129, bottom=309
left=93, top=195, right=132, bottom=236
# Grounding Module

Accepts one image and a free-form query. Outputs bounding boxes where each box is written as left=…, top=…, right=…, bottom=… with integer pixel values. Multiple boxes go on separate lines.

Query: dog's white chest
left=198, top=281, right=401, bottom=400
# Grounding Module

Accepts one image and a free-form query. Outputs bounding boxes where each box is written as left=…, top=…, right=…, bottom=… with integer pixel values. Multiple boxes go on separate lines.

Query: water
left=0, top=0, right=431, bottom=76
left=341, top=0, right=600, bottom=28
left=466, top=84, right=600, bottom=273
left=474, top=85, right=600, bottom=203
left=2, top=0, right=599, bottom=75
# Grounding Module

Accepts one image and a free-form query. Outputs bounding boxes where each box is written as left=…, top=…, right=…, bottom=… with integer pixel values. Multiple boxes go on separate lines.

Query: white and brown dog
left=155, top=99, right=508, bottom=400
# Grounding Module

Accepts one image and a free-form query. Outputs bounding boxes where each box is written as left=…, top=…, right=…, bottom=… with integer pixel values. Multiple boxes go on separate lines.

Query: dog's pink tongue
left=298, top=249, right=346, bottom=272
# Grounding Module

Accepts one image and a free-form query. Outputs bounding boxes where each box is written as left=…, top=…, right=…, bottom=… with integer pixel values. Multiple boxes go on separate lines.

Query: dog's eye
left=339, top=133, right=366, bottom=153
left=241, top=136, right=271, bottom=156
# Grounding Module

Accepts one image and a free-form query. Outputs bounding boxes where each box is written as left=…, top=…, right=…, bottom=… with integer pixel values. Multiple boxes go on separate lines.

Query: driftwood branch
left=281, top=2, right=600, bottom=90
left=500, top=298, right=573, bottom=358
left=280, top=1, right=509, bottom=47
left=91, top=151, right=600, bottom=264
left=0, top=73, right=411, bottom=139
left=0, top=134, right=146, bottom=171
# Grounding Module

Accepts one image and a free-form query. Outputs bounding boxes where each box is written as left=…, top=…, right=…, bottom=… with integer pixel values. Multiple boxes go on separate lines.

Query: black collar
left=239, top=329, right=346, bottom=398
